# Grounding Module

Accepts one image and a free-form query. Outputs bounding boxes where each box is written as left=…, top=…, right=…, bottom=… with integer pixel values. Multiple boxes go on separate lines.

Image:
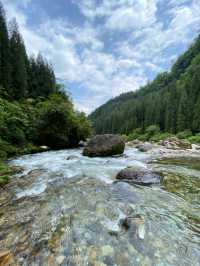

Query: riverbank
left=0, top=144, right=50, bottom=187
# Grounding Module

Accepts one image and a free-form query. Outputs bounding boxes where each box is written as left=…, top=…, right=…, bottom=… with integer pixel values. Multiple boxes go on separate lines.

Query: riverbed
left=0, top=147, right=199, bottom=265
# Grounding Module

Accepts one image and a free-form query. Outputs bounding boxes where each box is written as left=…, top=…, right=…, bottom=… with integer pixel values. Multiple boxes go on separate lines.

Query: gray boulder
left=136, top=142, right=154, bottom=152
left=83, top=134, right=125, bottom=157
left=116, top=167, right=161, bottom=186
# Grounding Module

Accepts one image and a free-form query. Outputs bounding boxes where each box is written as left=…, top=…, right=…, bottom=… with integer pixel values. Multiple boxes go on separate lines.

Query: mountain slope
left=90, top=36, right=200, bottom=135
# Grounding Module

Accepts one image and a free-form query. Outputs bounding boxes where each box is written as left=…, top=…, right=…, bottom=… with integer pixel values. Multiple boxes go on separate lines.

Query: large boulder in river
left=83, top=134, right=125, bottom=157
left=116, top=167, right=161, bottom=186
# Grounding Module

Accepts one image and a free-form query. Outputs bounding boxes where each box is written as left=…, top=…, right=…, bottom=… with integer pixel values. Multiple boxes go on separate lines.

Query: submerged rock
left=83, top=134, right=125, bottom=157
left=116, top=167, right=161, bottom=186
left=66, top=155, right=79, bottom=160
left=120, top=215, right=145, bottom=239
left=56, top=255, right=66, bottom=264
left=160, top=137, right=192, bottom=150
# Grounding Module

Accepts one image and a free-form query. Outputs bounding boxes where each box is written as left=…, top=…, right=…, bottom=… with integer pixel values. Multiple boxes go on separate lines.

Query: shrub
left=150, top=132, right=174, bottom=142
left=35, top=94, right=92, bottom=149
left=145, top=125, right=160, bottom=139
left=121, top=134, right=129, bottom=142
left=0, top=175, right=9, bottom=186
left=176, top=130, right=193, bottom=139
left=188, top=133, right=200, bottom=143
left=137, top=133, right=149, bottom=141
left=128, top=128, right=143, bottom=141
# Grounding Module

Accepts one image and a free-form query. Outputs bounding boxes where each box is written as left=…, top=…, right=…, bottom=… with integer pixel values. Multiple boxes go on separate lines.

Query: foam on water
left=11, top=148, right=150, bottom=198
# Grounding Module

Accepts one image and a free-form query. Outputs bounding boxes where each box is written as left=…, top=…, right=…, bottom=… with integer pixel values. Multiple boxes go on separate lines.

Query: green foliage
left=128, top=128, right=143, bottom=141
left=0, top=161, right=12, bottom=186
left=121, top=134, right=129, bottom=142
left=0, top=175, right=9, bottom=185
left=188, top=133, right=200, bottom=144
left=150, top=133, right=174, bottom=142
left=34, top=94, right=91, bottom=149
left=0, top=94, right=92, bottom=154
left=90, top=35, right=200, bottom=136
left=176, top=130, right=192, bottom=139
left=145, top=125, right=160, bottom=139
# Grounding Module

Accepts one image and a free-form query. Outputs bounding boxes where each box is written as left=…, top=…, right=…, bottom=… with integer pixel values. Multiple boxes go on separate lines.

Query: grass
left=0, top=161, right=13, bottom=186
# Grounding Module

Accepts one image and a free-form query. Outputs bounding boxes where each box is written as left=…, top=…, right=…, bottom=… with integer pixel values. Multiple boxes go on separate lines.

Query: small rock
left=79, top=140, right=87, bottom=147
left=66, top=155, right=79, bottom=160
left=120, top=215, right=145, bottom=239
left=101, top=245, right=114, bottom=256
left=56, top=255, right=66, bottom=265
left=136, top=142, right=154, bottom=152
left=40, top=145, right=49, bottom=150
left=192, top=144, right=200, bottom=150
left=10, top=165, right=24, bottom=174
left=116, top=167, right=161, bottom=186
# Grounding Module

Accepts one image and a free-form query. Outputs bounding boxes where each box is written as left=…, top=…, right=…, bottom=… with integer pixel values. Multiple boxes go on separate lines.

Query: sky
left=2, top=0, right=200, bottom=113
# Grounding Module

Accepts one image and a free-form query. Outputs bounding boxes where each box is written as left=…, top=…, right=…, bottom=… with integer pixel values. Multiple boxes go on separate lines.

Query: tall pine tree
left=0, top=1, right=10, bottom=92
left=9, top=19, right=28, bottom=100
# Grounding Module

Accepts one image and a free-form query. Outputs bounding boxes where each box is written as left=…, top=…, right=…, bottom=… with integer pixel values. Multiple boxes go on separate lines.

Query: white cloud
left=1, top=0, right=200, bottom=113
left=106, top=0, right=157, bottom=31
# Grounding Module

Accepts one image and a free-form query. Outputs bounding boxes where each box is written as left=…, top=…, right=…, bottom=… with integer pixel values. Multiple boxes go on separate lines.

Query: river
left=0, top=147, right=199, bottom=265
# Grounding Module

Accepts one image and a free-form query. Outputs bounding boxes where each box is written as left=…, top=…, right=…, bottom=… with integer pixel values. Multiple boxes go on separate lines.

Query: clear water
left=0, top=147, right=199, bottom=266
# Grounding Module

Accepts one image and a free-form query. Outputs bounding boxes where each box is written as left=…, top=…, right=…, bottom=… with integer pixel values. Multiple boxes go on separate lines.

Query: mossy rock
left=83, top=134, right=125, bottom=157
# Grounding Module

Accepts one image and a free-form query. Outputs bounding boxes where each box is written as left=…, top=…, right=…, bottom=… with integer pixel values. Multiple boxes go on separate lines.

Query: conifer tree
left=176, top=88, right=189, bottom=132
left=193, top=93, right=200, bottom=132
left=28, top=54, right=56, bottom=98
left=9, top=19, right=28, bottom=99
left=0, top=1, right=10, bottom=92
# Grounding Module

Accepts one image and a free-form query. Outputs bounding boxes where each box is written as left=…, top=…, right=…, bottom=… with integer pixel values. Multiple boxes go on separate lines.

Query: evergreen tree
left=27, top=54, right=56, bottom=98
left=0, top=1, right=10, bottom=92
left=9, top=19, right=28, bottom=100
left=193, top=93, right=200, bottom=132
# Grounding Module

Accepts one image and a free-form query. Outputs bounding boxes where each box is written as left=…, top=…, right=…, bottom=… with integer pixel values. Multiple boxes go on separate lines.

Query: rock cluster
left=160, top=137, right=192, bottom=150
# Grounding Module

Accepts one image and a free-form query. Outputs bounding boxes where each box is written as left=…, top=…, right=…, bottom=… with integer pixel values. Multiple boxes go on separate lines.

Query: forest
left=0, top=0, right=91, bottom=182
left=90, top=35, right=200, bottom=142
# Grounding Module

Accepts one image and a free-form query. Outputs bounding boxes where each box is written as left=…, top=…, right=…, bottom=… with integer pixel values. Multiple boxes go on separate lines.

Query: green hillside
left=90, top=36, right=200, bottom=136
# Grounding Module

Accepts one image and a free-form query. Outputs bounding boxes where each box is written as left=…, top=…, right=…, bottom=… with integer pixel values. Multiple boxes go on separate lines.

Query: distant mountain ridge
left=90, top=35, right=200, bottom=135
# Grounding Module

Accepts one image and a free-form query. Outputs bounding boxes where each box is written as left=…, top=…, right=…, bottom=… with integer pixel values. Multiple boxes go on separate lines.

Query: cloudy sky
left=2, top=0, right=200, bottom=113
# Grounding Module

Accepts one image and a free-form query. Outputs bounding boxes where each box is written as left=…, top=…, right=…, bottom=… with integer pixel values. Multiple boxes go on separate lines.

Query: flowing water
left=0, top=147, right=199, bottom=265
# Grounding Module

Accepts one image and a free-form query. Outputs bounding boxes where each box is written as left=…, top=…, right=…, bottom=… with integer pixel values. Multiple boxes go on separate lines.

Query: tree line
left=90, top=35, right=200, bottom=136
left=0, top=2, right=56, bottom=100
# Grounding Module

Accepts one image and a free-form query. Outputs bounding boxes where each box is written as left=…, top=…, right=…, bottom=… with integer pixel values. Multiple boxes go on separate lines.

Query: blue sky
left=2, top=0, right=200, bottom=113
